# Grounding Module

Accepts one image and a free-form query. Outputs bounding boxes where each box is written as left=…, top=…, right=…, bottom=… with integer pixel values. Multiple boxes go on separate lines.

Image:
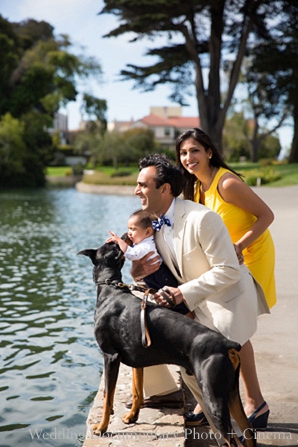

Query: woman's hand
left=234, top=244, right=244, bottom=265
left=154, top=286, right=184, bottom=308
left=130, top=252, right=160, bottom=281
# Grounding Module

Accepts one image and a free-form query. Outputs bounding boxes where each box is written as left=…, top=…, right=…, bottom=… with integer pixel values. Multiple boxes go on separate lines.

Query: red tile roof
left=168, top=116, right=200, bottom=128
left=140, top=114, right=200, bottom=129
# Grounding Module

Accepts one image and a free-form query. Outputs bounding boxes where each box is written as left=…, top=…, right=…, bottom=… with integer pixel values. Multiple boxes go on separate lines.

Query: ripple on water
left=0, top=188, right=138, bottom=446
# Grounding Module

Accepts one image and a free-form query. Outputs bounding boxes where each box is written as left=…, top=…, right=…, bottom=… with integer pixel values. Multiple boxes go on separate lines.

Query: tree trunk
left=195, top=0, right=261, bottom=154
left=288, top=104, right=298, bottom=163
left=251, top=117, right=260, bottom=162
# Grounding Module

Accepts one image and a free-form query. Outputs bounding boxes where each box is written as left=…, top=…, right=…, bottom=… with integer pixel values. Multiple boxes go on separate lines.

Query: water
left=0, top=187, right=139, bottom=447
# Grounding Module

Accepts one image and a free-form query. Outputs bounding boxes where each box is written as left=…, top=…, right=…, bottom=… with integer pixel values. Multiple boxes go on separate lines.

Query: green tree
left=21, top=111, right=55, bottom=186
left=100, top=131, right=126, bottom=169
left=258, top=134, right=281, bottom=160
left=80, top=93, right=108, bottom=132
left=223, top=112, right=251, bottom=162
left=74, top=127, right=157, bottom=168
left=249, top=1, right=298, bottom=163
left=0, top=16, right=20, bottom=114
left=0, top=113, right=26, bottom=187
left=121, top=128, right=156, bottom=163
left=227, top=58, right=286, bottom=162
left=74, top=125, right=107, bottom=167
left=223, top=112, right=280, bottom=162
left=99, top=0, right=282, bottom=151
left=0, top=15, right=107, bottom=186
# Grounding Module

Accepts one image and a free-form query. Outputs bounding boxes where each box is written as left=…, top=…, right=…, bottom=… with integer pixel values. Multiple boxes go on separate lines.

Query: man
left=130, top=154, right=269, bottom=434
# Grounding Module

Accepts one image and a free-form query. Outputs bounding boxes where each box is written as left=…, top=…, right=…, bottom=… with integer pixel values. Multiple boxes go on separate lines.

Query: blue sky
left=0, top=0, right=292, bottom=151
left=1, top=0, right=196, bottom=128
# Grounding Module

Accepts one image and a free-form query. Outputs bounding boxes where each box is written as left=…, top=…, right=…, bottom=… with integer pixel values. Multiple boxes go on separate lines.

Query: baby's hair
left=130, top=209, right=156, bottom=230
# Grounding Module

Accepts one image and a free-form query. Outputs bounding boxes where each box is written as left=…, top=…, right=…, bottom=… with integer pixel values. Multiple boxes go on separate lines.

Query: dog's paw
left=92, top=423, right=107, bottom=436
left=122, top=410, right=139, bottom=424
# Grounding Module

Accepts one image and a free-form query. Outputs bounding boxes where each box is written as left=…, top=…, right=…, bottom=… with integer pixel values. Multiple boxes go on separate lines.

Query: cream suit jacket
left=155, top=198, right=270, bottom=345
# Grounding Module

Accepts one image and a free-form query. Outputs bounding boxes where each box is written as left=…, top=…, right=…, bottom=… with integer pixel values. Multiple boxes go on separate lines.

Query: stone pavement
left=246, top=186, right=298, bottom=446
left=82, top=185, right=298, bottom=447
left=83, top=364, right=186, bottom=447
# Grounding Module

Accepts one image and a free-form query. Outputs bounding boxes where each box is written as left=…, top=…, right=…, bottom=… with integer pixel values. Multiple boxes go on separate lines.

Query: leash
left=140, top=289, right=152, bottom=348
left=158, top=287, right=176, bottom=308
left=96, top=279, right=153, bottom=348
left=95, top=279, right=131, bottom=289
left=96, top=281, right=174, bottom=347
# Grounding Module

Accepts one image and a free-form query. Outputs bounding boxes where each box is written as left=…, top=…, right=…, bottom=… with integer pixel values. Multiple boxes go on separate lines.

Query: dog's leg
left=229, top=378, right=256, bottom=447
left=122, top=367, right=143, bottom=424
left=93, top=354, right=120, bottom=436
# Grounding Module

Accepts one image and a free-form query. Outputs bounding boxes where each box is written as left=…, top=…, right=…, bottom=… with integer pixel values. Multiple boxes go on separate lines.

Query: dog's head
left=77, top=233, right=130, bottom=270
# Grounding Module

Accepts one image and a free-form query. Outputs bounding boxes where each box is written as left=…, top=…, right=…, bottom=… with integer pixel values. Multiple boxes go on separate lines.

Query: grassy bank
left=46, top=162, right=298, bottom=187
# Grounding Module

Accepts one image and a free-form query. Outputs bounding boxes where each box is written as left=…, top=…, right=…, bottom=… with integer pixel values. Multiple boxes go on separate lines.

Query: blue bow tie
left=152, top=215, right=171, bottom=232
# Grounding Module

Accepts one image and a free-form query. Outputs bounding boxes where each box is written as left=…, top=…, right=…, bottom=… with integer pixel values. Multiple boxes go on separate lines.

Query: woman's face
left=179, top=137, right=212, bottom=177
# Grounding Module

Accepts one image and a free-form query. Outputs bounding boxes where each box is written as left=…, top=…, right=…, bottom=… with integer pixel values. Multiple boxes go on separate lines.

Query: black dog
left=78, top=239, right=255, bottom=447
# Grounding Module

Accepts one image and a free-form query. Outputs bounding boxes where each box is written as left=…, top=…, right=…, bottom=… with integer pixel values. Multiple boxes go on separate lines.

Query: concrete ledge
left=76, top=182, right=135, bottom=196
left=83, top=364, right=186, bottom=447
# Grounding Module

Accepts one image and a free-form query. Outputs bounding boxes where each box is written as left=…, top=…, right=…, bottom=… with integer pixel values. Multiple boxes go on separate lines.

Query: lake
left=0, top=187, right=139, bottom=447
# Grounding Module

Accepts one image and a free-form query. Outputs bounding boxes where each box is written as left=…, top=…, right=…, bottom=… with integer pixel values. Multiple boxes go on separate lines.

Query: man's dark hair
left=138, top=154, right=184, bottom=197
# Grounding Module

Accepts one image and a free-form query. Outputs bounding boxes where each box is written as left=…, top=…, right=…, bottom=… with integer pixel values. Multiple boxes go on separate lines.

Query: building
left=47, top=112, right=69, bottom=145
left=109, top=106, right=200, bottom=148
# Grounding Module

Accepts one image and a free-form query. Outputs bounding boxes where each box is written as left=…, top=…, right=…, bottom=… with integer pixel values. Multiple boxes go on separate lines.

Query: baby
left=107, top=209, right=193, bottom=317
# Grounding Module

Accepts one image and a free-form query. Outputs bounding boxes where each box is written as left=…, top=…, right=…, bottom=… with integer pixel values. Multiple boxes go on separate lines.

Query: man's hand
left=130, top=252, right=160, bottom=281
left=154, top=287, right=184, bottom=308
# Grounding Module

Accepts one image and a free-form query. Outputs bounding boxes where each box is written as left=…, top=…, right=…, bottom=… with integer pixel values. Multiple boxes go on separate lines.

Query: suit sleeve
left=178, top=210, right=242, bottom=311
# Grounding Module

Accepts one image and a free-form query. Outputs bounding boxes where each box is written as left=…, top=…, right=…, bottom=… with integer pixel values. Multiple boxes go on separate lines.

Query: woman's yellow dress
left=195, top=167, right=276, bottom=308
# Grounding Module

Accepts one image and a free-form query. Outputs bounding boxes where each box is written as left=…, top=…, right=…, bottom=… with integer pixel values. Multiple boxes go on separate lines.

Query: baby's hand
left=106, top=231, right=127, bottom=253
left=106, top=230, right=120, bottom=243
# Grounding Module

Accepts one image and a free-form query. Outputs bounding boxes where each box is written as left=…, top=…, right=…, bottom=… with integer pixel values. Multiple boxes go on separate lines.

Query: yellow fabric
left=194, top=167, right=276, bottom=308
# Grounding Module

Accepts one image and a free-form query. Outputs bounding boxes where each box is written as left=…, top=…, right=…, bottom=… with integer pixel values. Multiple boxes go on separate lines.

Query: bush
left=111, top=170, right=132, bottom=178
left=244, top=168, right=282, bottom=186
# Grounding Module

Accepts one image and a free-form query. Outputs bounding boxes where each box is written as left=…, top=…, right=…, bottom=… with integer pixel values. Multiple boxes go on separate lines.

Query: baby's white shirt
left=125, top=236, right=161, bottom=263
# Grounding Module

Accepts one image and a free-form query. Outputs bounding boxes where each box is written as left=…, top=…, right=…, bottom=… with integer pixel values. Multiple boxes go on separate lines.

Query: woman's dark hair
left=138, top=153, right=184, bottom=197
left=175, top=128, right=243, bottom=200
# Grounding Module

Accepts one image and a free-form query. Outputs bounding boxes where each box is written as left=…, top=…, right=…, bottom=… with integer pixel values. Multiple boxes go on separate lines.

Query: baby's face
left=127, top=216, right=153, bottom=245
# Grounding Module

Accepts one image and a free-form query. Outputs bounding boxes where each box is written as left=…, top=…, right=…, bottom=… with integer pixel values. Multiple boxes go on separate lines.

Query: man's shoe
left=125, top=389, right=185, bottom=409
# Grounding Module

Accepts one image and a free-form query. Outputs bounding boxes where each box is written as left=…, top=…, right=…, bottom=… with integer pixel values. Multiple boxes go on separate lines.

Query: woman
left=176, top=128, right=276, bottom=429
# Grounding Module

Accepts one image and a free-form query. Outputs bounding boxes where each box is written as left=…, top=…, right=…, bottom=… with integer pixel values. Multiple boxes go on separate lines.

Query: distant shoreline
left=75, top=181, right=135, bottom=196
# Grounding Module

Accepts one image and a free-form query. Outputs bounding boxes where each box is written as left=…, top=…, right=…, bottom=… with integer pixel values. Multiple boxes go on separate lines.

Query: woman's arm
left=218, top=174, right=274, bottom=252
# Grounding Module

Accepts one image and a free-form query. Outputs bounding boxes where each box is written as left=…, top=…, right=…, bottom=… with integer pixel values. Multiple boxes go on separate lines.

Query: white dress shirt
left=162, top=199, right=179, bottom=269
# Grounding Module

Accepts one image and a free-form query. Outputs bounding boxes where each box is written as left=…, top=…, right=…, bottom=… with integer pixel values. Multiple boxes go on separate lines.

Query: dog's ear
left=77, top=249, right=98, bottom=265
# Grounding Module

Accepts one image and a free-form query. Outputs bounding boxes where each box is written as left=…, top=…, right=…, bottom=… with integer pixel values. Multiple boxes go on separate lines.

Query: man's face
left=135, top=166, right=164, bottom=214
